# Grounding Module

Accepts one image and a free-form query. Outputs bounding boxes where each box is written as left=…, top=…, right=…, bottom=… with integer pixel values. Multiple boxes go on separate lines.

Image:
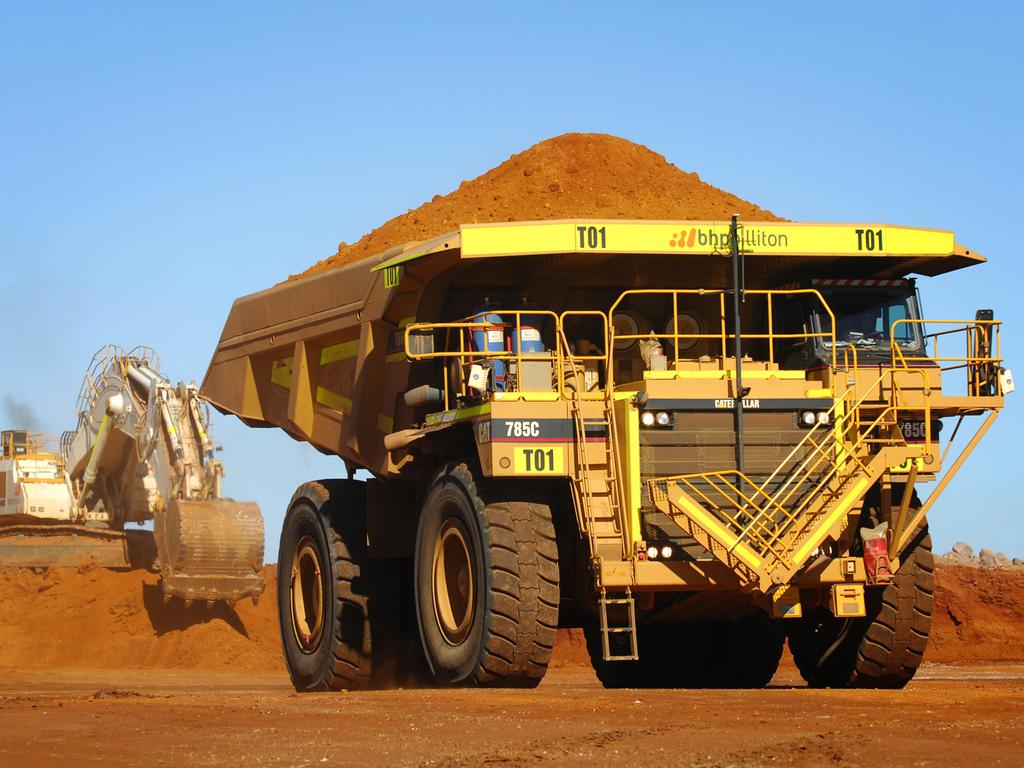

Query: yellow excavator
left=0, top=345, right=264, bottom=606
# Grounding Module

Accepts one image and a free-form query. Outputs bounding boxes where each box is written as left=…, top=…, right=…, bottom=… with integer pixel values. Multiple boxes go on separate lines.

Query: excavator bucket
left=155, top=499, right=265, bottom=605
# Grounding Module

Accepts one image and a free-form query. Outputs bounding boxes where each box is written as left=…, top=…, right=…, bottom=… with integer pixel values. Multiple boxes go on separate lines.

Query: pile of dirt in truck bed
left=290, top=132, right=782, bottom=280
left=1, top=563, right=1021, bottom=672
left=0, top=565, right=282, bottom=671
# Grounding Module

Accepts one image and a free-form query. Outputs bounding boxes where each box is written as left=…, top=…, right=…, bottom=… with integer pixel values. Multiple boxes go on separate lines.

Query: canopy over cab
left=202, top=219, right=987, bottom=477
left=373, top=219, right=982, bottom=281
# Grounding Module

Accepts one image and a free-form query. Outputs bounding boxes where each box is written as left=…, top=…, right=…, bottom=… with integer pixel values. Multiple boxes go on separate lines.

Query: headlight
left=800, top=410, right=830, bottom=427
left=640, top=410, right=671, bottom=428
left=660, top=545, right=673, bottom=559
left=646, top=546, right=659, bottom=560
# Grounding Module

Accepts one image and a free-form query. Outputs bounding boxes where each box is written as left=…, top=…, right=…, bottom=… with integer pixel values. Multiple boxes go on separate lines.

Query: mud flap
left=155, top=499, right=265, bottom=604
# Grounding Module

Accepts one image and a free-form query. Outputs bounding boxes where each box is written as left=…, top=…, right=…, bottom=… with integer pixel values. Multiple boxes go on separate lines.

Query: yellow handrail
left=405, top=310, right=563, bottom=403
left=607, top=288, right=838, bottom=376
left=1, top=431, right=61, bottom=460
left=650, top=366, right=932, bottom=572
left=403, top=288, right=839, bottom=402
left=889, top=319, right=1003, bottom=396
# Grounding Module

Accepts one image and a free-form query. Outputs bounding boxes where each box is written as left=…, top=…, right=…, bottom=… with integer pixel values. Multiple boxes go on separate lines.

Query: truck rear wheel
left=582, top=623, right=645, bottom=688
left=699, top=612, right=785, bottom=688
left=278, top=480, right=408, bottom=691
left=787, top=525, right=934, bottom=689
left=414, top=462, right=559, bottom=687
left=584, top=612, right=783, bottom=689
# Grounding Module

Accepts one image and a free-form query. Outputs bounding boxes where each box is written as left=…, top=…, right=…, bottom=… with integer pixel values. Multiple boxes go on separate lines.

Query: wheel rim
left=290, top=536, right=325, bottom=653
left=432, top=518, right=475, bottom=645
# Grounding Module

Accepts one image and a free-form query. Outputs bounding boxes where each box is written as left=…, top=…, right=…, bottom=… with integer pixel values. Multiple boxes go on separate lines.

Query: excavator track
left=155, top=499, right=265, bottom=605
left=0, top=520, right=157, bottom=569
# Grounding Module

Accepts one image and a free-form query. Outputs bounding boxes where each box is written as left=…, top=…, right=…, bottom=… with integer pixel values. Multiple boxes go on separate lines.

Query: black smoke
left=2, top=395, right=41, bottom=430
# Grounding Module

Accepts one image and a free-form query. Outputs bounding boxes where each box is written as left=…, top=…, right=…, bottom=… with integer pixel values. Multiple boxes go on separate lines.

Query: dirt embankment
left=290, top=132, right=781, bottom=280
left=929, top=565, right=1024, bottom=663
left=1, top=563, right=1022, bottom=672
left=0, top=565, right=282, bottom=671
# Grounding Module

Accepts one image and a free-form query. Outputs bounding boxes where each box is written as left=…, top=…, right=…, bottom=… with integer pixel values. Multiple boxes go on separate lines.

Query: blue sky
left=2, top=2, right=1021, bottom=558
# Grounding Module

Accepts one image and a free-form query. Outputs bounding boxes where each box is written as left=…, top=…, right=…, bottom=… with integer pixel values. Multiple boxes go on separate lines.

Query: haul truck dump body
left=204, top=219, right=1007, bottom=690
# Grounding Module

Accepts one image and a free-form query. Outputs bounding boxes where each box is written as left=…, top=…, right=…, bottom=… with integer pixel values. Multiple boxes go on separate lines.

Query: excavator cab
left=1, top=430, right=31, bottom=457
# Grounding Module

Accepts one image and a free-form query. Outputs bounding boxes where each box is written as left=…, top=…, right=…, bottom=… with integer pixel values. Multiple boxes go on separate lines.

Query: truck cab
left=776, top=278, right=926, bottom=370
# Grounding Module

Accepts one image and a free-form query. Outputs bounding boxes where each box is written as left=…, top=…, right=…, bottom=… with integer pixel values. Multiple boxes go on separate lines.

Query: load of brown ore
left=290, top=132, right=781, bottom=280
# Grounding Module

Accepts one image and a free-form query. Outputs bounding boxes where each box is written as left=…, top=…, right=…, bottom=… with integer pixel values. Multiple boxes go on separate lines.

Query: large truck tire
left=700, top=611, right=785, bottom=688
left=278, top=480, right=420, bottom=691
left=584, top=611, right=783, bottom=689
left=787, top=524, right=934, bottom=689
left=583, top=623, right=712, bottom=689
left=414, top=462, right=559, bottom=687
left=582, top=623, right=646, bottom=688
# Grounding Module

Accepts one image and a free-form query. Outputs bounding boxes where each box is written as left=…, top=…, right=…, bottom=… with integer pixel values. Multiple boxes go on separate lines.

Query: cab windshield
left=814, top=288, right=924, bottom=353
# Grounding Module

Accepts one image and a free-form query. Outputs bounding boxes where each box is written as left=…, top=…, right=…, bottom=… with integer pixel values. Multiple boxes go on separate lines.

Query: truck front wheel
left=787, top=524, right=934, bottom=689
left=414, top=462, right=559, bottom=687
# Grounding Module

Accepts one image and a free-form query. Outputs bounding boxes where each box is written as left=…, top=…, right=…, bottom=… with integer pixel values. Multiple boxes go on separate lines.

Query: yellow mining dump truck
left=203, top=218, right=1010, bottom=690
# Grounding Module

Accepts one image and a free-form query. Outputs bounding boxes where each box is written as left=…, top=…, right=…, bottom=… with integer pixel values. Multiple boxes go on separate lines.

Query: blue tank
left=471, top=311, right=506, bottom=391
left=511, top=313, right=545, bottom=355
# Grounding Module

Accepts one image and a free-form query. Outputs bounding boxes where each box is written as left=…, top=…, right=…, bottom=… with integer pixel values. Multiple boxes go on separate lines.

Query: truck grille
left=640, top=411, right=823, bottom=557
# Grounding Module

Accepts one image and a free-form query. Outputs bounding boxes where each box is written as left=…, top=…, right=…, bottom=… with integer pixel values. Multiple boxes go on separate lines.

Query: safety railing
left=648, top=367, right=931, bottom=586
left=607, top=289, right=837, bottom=385
left=405, top=290, right=837, bottom=402
left=404, top=310, right=610, bottom=409
left=406, top=310, right=621, bottom=547
left=1, top=431, right=61, bottom=461
left=889, top=319, right=1003, bottom=397
left=555, top=313, right=623, bottom=551
left=558, top=310, right=610, bottom=400
left=76, top=345, right=160, bottom=417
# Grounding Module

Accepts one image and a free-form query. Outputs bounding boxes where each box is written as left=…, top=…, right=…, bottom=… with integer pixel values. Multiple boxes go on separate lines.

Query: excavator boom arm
left=63, top=346, right=265, bottom=605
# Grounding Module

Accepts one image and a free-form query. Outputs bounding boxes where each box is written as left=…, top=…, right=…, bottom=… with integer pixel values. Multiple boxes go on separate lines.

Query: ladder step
left=598, top=590, right=639, bottom=662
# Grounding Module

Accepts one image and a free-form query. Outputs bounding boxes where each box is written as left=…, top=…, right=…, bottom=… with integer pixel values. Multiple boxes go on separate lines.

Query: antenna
left=730, top=214, right=748, bottom=474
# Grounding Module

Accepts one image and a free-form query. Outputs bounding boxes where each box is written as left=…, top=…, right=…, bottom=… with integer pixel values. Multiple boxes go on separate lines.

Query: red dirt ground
left=290, top=132, right=782, bottom=280
left=2, top=664, right=1023, bottom=768
left=2, top=564, right=1023, bottom=767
